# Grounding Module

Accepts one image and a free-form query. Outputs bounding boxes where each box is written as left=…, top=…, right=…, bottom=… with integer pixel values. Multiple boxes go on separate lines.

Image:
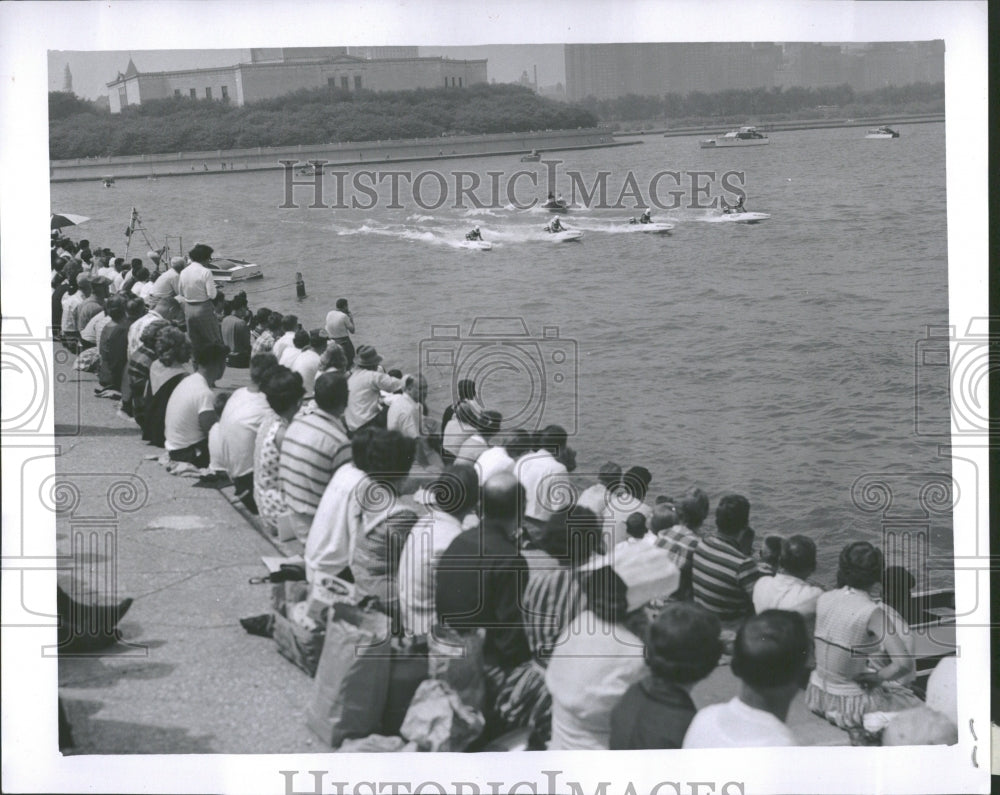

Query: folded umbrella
left=51, top=213, right=90, bottom=230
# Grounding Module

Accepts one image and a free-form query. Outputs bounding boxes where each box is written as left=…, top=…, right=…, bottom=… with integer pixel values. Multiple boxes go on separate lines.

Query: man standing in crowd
left=178, top=243, right=223, bottom=350
left=324, top=298, right=356, bottom=369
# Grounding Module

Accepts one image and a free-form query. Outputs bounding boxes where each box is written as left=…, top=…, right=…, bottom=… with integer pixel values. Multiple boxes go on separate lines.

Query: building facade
left=107, top=50, right=487, bottom=113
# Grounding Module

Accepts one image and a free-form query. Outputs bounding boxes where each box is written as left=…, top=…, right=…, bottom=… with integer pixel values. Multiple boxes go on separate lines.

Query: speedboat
left=865, top=126, right=900, bottom=139
left=206, top=257, right=264, bottom=282
left=713, top=211, right=771, bottom=224
left=295, top=163, right=324, bottom=176
left=520, top=150, right=541, bottom=162
left=700, top=126, right=769, bottom=148
left=542, top=197, right=568, bottom=212
left=458, top=239, right=493, bottom=251
left=627, top=221, right=674, bottom=234
left=544, top=228, right=583, bottom=242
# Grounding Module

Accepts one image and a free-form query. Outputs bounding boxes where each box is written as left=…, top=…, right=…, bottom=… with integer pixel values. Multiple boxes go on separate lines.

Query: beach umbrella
left=51, top=213, right=90, bottom=230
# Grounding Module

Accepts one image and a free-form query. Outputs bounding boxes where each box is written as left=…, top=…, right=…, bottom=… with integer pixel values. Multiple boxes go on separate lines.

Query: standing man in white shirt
left=683, top=610, right=809, bottom=748
left=516, top=424, right=573, bottom=526
left=177, top=243, right=223, bottom=351
left=324, top=297, right=356, bottom=369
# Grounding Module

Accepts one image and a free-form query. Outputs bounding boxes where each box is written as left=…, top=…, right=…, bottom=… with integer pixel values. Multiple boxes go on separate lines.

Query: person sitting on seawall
left=610, top=602, right=723, bottom=749
left=163, top=342, right=229, bottom=469
left=683, top=609, right=811, bottom=748
left=805, top=541, right=924, bottom=741
left=546, top=217, right=564, bottom=233
left=466, top=226, right=483, bottom=241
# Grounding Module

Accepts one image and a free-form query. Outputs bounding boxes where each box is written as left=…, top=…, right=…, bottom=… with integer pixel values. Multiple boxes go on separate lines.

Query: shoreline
left=49, top=129, right=640, bottom=184
left=615, top=112, right=944, bottom=138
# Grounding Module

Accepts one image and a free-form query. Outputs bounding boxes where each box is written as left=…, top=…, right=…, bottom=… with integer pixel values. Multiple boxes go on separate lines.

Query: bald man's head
left=483, top=471, right=524, bottom=524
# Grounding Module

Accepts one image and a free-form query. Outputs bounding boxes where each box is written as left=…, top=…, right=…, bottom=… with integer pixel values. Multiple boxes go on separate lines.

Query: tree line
left=48, top=84, right=598, bottom=159
left=49, top=80, right=944, bottom=160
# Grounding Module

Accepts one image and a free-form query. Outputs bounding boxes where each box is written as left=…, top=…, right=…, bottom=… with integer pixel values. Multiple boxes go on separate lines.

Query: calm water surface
left=52, top=123, right=951, bottom=584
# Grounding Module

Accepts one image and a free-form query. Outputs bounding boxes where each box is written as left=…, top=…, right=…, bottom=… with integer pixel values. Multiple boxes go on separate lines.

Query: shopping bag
left=306, top=603, right=392, bottom=747
left=399, top=679, right=485, bottom=752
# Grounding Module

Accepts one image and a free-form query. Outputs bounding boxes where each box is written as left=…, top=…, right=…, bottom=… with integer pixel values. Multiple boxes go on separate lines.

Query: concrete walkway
left=55, top=361, right=320, bottom=754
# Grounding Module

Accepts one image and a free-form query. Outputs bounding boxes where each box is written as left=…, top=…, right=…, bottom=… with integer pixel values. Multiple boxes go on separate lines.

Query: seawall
left=49, top=128, right=638, bottom=183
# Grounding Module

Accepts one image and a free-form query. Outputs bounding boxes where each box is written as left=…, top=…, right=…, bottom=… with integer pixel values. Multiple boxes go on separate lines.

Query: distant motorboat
left=700, top=126, right=769, bottom=148
left=866, top=126, right=900, bottom=139
left=520, top=149, right=541, bottom=162
left=542, top=197, right=568, bottom=212
left=101, top=176, right=116, bottom=188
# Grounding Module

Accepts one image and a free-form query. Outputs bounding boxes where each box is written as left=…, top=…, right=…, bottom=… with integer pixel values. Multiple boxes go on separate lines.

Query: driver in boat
left=721, top=196, right=746, bottom=214
left=639, top=209, right=652, bottom=224
left=546, top=218, right=564, bottom=233
left=466, top=226, right=483, bottom=241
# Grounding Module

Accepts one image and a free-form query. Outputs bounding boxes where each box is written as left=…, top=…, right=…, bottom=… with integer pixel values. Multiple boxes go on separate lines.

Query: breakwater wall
left=50, top=128, right=636, bottom=183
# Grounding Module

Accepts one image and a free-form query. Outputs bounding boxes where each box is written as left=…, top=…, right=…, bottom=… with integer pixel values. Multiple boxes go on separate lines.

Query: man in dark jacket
left=435, top=471, right=529, bottom=671
left=610, top=602, right=723, bottom=749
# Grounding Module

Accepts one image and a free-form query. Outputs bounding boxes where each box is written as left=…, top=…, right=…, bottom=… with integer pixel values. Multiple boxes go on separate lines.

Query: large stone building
left=564, top=42, right=944, bottom=101
left=107, top=47, right=486, bottom=113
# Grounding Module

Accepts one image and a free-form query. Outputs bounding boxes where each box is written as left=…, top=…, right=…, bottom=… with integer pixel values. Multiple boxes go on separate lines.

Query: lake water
left=52, top=122, right=952, bottom=585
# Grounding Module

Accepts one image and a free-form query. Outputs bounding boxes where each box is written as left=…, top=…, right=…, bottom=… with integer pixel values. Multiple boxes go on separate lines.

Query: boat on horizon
left=700, top=126, right=770, bottom=148
left=520, top=149, right=542, bottom=162
left=865, top=125, right=900, bottom=139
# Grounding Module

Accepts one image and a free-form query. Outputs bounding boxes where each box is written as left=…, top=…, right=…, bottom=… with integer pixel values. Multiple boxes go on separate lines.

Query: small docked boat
left=206, top=257, right=264, bottom=283
left=520, top=149, right=541, bottom=162
left=866, top=126, right=900, bottom=139
left=700, top=126, right=769, bottom=148
left=101, top=176, right=116, bottom=188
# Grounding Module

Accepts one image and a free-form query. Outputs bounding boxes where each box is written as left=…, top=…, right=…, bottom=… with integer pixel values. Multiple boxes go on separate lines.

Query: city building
left=564, top=42, right=943, bottom=101
left=107, top=48, right=487, bottom=113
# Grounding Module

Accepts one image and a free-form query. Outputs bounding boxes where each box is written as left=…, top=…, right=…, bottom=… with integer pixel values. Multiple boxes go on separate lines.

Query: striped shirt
left=691, top=534, right=762, bottom=620
left=521, top=561, right=583, bottom=665
left=278, top=405, right=351, bottom=516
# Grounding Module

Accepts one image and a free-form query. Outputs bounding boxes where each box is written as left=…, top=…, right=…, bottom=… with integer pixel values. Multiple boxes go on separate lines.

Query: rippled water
left=52, top=123, right=952, bottom=583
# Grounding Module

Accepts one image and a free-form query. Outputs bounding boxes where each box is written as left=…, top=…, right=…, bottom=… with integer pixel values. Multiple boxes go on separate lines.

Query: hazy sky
left=48, top=45, right=567, bottom=100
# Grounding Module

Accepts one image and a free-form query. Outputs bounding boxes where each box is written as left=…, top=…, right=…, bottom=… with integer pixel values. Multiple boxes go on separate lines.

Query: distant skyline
left=48, top=46, right=568, bottom=100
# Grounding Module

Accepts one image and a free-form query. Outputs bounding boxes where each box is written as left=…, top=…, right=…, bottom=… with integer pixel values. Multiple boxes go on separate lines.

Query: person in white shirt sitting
left=576, top=461, right=623, bottom=540
left=163, top=343, right=228, bottom=468
left=387, top=374, right=427, bottom=439
left=610, top=465, right=654, bottom=545
left=290, top=330, right=328, bottom=398
left=752, top=535, right=824, bottom=618
left=516, top=424, right=573, bottom=527
left=474, top=428, right=531, bottom=485
left=270, top=314, right=299, bottom=361
left=683, top=610, right=810, bottom=748
left=454, top=409, right=503, bottom=467
left=279, top=328, right=309, bottom=369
